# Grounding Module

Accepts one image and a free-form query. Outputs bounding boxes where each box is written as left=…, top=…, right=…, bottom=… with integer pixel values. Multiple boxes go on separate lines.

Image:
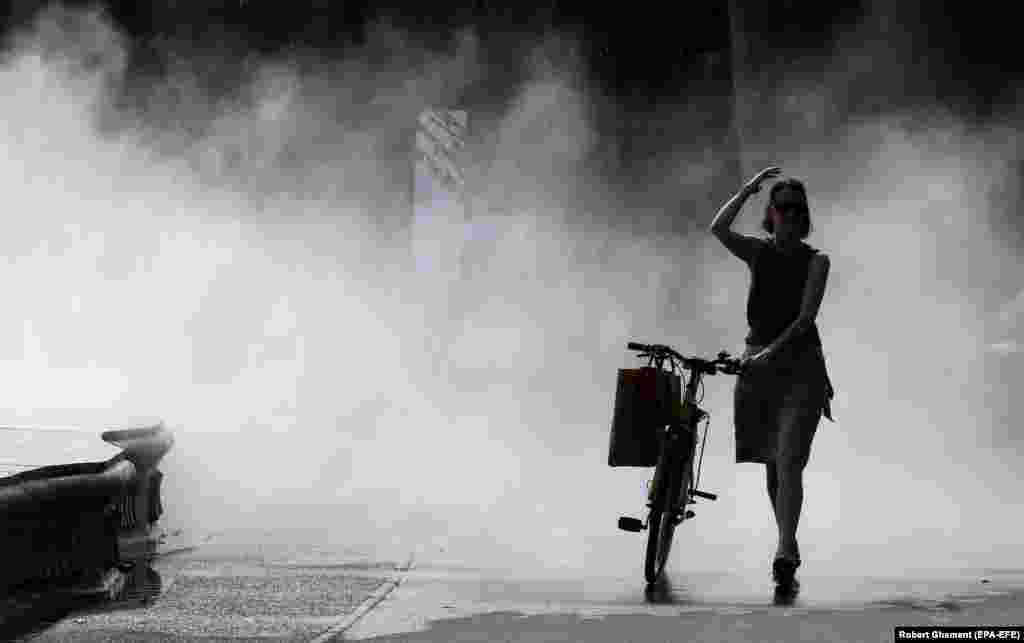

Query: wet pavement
left=5, top=530, right=1024, bottom=642
left=343, top=563, right=1024, bottom=642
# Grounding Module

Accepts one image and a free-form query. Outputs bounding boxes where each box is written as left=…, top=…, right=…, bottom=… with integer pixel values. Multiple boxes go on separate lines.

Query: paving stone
left=5, top=533, right=406, bottom=642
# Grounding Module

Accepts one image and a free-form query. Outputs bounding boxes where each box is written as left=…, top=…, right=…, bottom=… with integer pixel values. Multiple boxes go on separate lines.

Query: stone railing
left=0, top=424, right=174, bottom=595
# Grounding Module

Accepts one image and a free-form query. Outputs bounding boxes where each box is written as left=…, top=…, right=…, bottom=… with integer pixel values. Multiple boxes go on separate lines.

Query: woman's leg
left=766, top=462, right=779, bottom=528
left=774, top=460, right=803, bottom=561
left=774, top=399, right=820, bottom=562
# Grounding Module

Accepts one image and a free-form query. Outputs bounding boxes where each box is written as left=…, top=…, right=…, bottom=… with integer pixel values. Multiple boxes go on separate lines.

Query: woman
left=708, top=166, right=834, bottom=589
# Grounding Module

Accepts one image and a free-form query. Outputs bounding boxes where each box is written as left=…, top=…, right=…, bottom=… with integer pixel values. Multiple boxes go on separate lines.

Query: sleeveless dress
left=733, top=238, right=835, bottom=468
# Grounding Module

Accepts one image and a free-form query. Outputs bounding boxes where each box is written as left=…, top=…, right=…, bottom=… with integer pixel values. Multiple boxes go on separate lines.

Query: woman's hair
left=762, top=178, right=813, bottom=239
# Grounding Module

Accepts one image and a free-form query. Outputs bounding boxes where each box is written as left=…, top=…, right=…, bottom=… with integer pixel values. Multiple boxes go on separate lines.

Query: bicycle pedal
left=618, top=517, right=645, bottom=532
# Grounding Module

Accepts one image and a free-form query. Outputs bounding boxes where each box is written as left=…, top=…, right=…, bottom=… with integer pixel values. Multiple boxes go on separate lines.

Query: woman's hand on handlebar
left=740, top=345, right=777, bottom=370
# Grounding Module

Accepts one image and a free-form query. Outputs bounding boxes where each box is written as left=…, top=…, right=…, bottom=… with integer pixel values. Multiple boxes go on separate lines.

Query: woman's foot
left=772, top=541, right=801, bottom=587
left=772, top=557, right=800, bottom=587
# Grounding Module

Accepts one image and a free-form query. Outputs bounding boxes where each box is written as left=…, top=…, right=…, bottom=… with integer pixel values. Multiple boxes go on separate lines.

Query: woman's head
left=762, top=178, right=813, bottom=240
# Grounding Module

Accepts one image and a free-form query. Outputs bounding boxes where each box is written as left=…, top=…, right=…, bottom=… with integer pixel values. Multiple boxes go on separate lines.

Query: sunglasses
left=768, top=204, right=802, bottom=226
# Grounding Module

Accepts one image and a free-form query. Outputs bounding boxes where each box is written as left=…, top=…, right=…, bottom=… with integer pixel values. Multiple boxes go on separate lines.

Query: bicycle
left=616, top=342, right=744, bottom=584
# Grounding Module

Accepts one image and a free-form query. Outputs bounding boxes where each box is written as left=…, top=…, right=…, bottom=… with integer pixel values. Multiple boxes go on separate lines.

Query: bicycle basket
left=608, top=366, right=681, bottom=467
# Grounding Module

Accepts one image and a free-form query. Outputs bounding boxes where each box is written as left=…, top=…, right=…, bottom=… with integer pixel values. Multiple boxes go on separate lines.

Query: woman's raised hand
left=744, top=167, right=782, bottom=195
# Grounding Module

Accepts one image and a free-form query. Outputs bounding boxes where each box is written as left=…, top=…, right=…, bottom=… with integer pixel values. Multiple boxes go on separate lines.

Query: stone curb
left=309, top=552, right=416, bottom=643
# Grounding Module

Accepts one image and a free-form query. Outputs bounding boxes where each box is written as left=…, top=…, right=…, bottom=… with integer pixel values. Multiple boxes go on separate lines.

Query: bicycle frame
left=647, top=364, right=706, bottom=513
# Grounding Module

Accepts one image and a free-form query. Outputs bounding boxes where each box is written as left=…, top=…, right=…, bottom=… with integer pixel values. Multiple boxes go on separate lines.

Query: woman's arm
left=767, top=253, right=830, bottom=353
left=709, top=166, right=781, bottom=263
left=709, top=166, right=780, bottom=233
left=710, top=190, right=761, bottom=264
left=709, top=184, right=755, bottom=234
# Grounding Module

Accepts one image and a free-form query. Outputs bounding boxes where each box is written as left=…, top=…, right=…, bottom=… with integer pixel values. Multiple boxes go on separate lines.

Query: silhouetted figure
left=709, top=167, right=834, bottom=591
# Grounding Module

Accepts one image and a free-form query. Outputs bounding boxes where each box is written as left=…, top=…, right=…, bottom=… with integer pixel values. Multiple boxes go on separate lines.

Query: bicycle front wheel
left=644, top=452, right=680, bottom=584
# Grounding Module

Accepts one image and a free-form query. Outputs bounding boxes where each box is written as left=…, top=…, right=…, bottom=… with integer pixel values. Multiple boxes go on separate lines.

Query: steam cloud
left=1, top=4, right=1021, bottom=579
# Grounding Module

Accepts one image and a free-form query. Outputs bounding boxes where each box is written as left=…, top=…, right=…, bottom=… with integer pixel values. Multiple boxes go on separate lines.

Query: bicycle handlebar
left=627, top=342, right=745, bottom=376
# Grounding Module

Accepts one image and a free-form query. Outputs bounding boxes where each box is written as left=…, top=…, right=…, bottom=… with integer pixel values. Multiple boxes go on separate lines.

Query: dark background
left=1, top=0, right=1018, bottom=110
left=2, top=0, right=1018, bottom=268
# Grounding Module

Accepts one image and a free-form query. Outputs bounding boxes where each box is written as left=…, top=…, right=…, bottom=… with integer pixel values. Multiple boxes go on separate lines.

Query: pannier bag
left=608, top=366, right=681, bottom=467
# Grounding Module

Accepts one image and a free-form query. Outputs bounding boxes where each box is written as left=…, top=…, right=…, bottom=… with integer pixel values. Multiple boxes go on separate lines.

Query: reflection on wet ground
left=1, top=559, right=163, bottom=642
left=641, top=575, right=674, bottom=605
left=392, top=561, right=1024, bottom=614
left=342, top=563, right=1024, bottom=641
left=641, top=573, right=798, bottom=607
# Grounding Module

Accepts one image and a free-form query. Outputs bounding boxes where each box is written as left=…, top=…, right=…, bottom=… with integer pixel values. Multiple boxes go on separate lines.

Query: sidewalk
left=1, top=427, right=410, bottom=641
left=19, top=530, right=415, bottom=642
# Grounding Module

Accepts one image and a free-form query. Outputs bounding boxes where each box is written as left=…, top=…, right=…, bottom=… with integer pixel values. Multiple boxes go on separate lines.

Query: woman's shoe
left=772, top=556, right=800, bottom=587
